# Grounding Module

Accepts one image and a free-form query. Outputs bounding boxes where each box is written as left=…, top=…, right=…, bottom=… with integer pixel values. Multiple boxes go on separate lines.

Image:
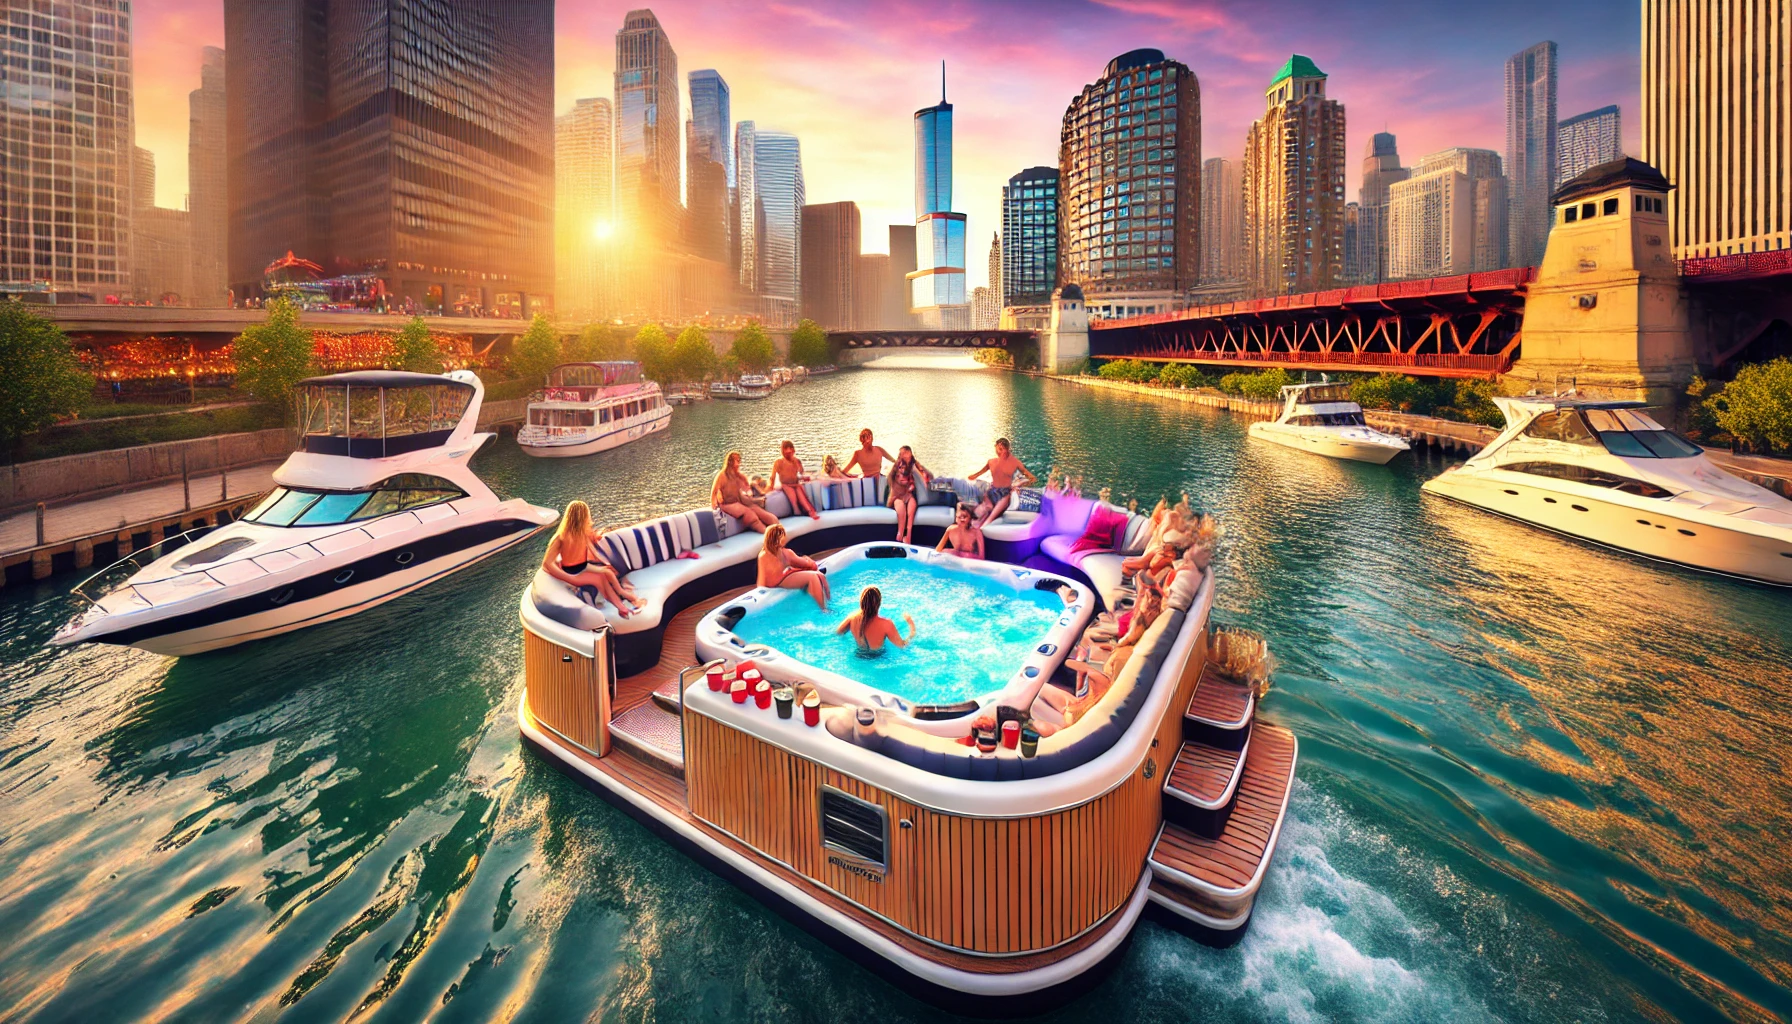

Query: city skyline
left=134, top=1, right=1638, bottom=295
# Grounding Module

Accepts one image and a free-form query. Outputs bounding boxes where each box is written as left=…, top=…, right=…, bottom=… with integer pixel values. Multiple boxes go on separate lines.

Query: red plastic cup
left=707, top=667, right=726, bottom=692
left=730, top=680, right=748, bottom=704
left=754, top=680, right=772, bottom=709
left=1001, top=720, right=1020, bottom=749
left=802, top=692, right=821, bottom=726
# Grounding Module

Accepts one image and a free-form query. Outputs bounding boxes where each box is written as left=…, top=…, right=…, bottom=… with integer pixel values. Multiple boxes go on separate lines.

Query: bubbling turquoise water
left=727, top=557, right=1066, bottom=705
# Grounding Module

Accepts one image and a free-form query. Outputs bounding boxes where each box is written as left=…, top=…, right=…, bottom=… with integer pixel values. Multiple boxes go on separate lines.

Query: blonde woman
left=757, top=523, right=829, bottom=608
left=543, top=500, right=641, bottom=616
left=712, top=451, right=777, bottom=532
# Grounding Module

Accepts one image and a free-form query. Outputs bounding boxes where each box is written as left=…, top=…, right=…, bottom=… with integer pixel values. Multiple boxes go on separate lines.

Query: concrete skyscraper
left=735, top=121, right=758, bottom=293
left=226, top=0, right=554, bottom=313
left=986, top=233, right=1002, bottom=311
left=687, top=70, right=732, bottom=263
left=188, top=47, right=228, bottom=306
left=1058, top=49, right=1202, bottom=319
left=1557, top=105, right=1622, bottom=190
left=1353, top=132, right=1409, bottom=283
left=1243, top=55, right=1346, bottom=296
left=754, top=131, right=805, bottom=326
left=1505, top=41, right=1558, bottom=267
left=888, top=223, right=917, bottom=324
left=1, top=2, right=133, bottom=301
left=1199, top=157, right=1244, bottom=284
left=910, top=65, right=969, bottom=328
left=556, top=98, right=616, bottom=322
left=1642, top=1, right=1789, bottom=259
left=1387, top=148, right=1508, bottom=280
left=801, top=201, right=859, bottom=329
left=1001, top=167, right=1059, bottom=309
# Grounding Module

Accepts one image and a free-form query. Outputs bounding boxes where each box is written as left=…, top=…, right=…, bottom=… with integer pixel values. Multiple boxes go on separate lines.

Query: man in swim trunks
left=772, top=439, right=821, bottom=519
left=936, top=504, right=985, bottom=560
left=968, top=437, right=1036, bottom=527
left=843, top=428, right=894, bottom=478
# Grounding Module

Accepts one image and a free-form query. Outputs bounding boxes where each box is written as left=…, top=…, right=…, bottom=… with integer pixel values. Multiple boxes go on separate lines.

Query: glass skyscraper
left=687, top=70, right=731, bottom=263
left=225, top=0, right=555, bottom=314
left=1001, top=166, right=1059, bottom=306
left=556, top=98, right=615, bottom=321
left=1556, top=105, right=1622, bottom=190
left=754, top=130, right=804, bottom=326
left=910, top=68, right=967, bottom=325
left=615, top=9, right=681, bottom=254
left=188, top=47, right=228, bottom=306
left=1504, top=41, right=1558, bottom=267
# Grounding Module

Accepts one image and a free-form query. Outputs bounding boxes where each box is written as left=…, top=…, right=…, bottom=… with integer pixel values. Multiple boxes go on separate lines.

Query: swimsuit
left=988, top=486, right=1012, bottom=501
left=891, top=464, right=915, bottom=501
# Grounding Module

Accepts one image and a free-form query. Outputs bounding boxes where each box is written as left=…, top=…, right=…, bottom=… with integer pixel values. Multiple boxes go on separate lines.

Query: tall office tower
left=1058, top=49, right=1202, bottom=320
left=133, top=147, right=156, bottom=211
left=1243, top=55, right=1346, bottom=296
left=1557, top=105, right=1622, bottom=190
left=1198, top=157, right=1244, bottom=283
left=888, top=223, right=917, bottom=323
left=986, top=233, right=1002, bottom=309
left=1387, top=147, right=1508, bottom=280
left=1001, top=166, right=1059, bottom=307
left=226, top=1, right=554, bottom=313
left=800, top=201, right=860, bottom=329
left=615, top=10, right=681, bottom=252
left=1342, top=204, right=1361, bottom=283
left=754, top=131, right=805, bottom=326
left=188, top=47, right=228, bottom=306
left=910, top=66, right=969, bottom=328
left=1643, top=1, right=1790, bottom=258
left=970, top=285, right=998, bottom=329
left=0, top=1, right=134, bottom=301
left=556, top=98, right=616, bottom=322
left=735, top=121, right=758, bottom=293
left=856, top=253, right=891, bottom=329
left=1505, top=41, right=1558, bottom=267
left=687, top=70, right=731, bottom=262
left=129, top=147, right=190, bottom=302
left=1354, top=132, right=1408, bottom=283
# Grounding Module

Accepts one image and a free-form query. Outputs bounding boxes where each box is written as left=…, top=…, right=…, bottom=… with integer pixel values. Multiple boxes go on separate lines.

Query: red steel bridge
left=1091, top=267, right=1537, bottom=379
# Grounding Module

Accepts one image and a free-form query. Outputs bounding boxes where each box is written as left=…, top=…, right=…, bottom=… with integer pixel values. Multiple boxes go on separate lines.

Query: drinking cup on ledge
left=975, top=727, right=997, bottom=754
left=773, top=687, right=795, bottom=719
left=730, top=680, right=748, bottom=704
left=754, top=680, right=772, bottom=709
left=1001, top=720, right=1020, bottom=749
left=741, top=668, right=762, bottom=687
left=707, top=667, right=726, bottom=692
left=802, top=691, right=821, bottom=726
left=1020, top=726, right=1040, bottom=758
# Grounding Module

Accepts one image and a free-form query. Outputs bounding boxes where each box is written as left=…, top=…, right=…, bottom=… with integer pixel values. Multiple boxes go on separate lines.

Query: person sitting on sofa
left=843, top=428, right=895, bottom=478
left=835, top=585, right=915, bottom=657
left=936, top=504, right=985, bottom=560
left=542, top=500, right=642, bottom=617
left=771, top=440, right=822, bottom=520
left=1040, top=580, right=1164, bottom=725
left=967, top=437, right=1036, bottom=527
left=887, top=445, right=933, bottom=545
left=821, top=454, right=850, bottom=479
left=758, top=523, right=829, bottom=608
left=712, top=450, right=778, bottom=533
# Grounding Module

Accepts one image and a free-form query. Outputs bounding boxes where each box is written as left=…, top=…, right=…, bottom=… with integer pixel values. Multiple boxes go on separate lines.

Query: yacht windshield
left=1296, top=384, right=1353, bottom=404
left=1289, top=412, right=1366, bottom=427
left=242, top=474, right=467, bottom=527
left=1583, top=409, right=1703, bottom=459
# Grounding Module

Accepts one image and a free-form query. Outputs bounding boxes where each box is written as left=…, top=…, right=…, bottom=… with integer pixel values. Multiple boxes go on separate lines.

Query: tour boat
left=737, top=374, right=773, bottom=399
left=1247, top=381, right=1410, bottom=464
left=516, top=362, right=672, bottom=457
left=1423, top=395, right=1792, bottom=585
left=709, top=381, right=742, bottom=400
left=517, top=480, right=1298, bottom=1012
left=52, top=371, right=557, bottom=656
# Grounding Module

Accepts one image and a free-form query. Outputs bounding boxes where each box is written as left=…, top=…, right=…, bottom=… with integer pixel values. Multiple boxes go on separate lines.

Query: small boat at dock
left=737, top=374, right=773, bottom=399
left=1247, top=380, right=1410, bottom=464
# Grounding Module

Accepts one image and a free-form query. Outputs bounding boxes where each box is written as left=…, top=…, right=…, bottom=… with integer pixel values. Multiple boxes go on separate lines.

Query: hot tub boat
left=518, top=479, right=1299, bottom=1012
left=53, top=370, right=557, bottom=655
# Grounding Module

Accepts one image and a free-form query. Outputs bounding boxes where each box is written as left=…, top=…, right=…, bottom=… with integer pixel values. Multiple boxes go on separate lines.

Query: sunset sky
left=134, top=1, right=1640, bottom=290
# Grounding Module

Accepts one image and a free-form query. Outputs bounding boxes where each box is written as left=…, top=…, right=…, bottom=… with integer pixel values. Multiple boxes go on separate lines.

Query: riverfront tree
left=729, top=320, right=776, bottom=374
left=672, top=325, right=717, bottom=382
left=390, top=316, right=444, bottom=374
left=0, top=300, right=92, bottom=452
left=633, top=322, right=674, bottom=382
left=1708, top=357, right=1792, bottom=453
left=509, top=314, right=560, bottom=385
left=786, top=319, right=830, bottom=368
left=232, top=297, right=316, bottom=414
left=565, top=322, right=627, bottom=363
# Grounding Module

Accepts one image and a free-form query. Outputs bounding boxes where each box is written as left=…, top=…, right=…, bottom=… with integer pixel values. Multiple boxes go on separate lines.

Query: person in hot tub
left=835, top=585, right=915, bottom=657
left=935, top=504, right=985, bottom=559
left=757, top=523, right=830, bottom=608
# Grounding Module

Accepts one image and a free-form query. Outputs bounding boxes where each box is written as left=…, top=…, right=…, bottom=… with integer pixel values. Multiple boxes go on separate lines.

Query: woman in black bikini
left=542, top=500, right=641, bottom=616
left=835, top=585, right=914, bottom=657
left=885, top=445, right=933, bottom=544
left=756, top=523, right=829, bottom=608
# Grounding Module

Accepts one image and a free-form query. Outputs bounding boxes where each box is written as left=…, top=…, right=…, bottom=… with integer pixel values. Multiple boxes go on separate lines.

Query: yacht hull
left=519, top=409, right=671, bottom=458
left=1423, top=470, right=1792, bottom=586
left=1248, top=422, right=1408, bottom=465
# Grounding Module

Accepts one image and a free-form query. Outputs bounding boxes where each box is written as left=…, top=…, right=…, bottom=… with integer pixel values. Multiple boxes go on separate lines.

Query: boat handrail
left=678, top=659, right=726, bottom=765
left=71, top=524, right=221, bottom=605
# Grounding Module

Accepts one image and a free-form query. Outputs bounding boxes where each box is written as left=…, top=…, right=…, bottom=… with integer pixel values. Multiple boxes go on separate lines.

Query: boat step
left=1145, top=878, right=1251, bottom=946
left=1184, top=662, right=1254, bottom=749
left=1148, top=725, right=1297, bottom=933
left=649, top=673, right=684, bottom=714
left=608, top=702, right=685, bottom=778
left=1161, top=733, right=1252, bottom=838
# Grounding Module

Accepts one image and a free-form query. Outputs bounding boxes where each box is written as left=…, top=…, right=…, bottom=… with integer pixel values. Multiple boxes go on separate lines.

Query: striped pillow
left=601, top=511, right=718, bottom=571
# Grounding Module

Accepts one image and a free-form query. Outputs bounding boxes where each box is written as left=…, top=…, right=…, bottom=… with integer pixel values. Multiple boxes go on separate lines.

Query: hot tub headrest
left=602, top=509, right=721, bottom=572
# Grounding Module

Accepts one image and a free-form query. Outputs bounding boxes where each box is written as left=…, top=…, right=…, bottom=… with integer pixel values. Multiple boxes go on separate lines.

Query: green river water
left=2, top=358, right=1789, bottom=1022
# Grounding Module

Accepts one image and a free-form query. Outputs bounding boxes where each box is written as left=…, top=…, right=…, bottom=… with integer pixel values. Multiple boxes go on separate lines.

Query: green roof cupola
left=1266, top=54, right=1327, bottom=106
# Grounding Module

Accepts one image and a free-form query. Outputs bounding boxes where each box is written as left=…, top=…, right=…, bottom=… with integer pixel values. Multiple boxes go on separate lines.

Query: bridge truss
left=828, top=329, right=1035, bottom=350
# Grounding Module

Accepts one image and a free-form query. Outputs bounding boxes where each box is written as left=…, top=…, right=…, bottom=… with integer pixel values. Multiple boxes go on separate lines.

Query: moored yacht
left=52, top=371, right=558, bottom=655
left=1247, top=381, right=1410, bottom=464
left=516, top=361, right=671, bottom=457
left=736, top=373, right=772, bottom=399
left=1423, top=395, right=1792, bottom=585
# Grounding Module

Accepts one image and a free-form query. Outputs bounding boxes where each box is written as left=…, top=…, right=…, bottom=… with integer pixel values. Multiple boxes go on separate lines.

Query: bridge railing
left=1125, top=348, right=1512, bottom=374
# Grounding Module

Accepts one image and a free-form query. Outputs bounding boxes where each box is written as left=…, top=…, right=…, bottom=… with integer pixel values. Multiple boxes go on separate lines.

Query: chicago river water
left=2, top=359, right=1789, bottom=1022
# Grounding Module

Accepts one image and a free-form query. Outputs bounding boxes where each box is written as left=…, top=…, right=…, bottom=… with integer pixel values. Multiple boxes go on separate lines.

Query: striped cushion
left=601, top=511, right=717, bottom=571
left=834, top=476, right=883, bottom=508
left=1014, top=487, right=1043, bottom=513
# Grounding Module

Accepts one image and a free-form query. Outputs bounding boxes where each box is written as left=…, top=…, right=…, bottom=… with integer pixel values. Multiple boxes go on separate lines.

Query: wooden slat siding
left=1151, top=725, right=1296, bottom=891
left=1166, top=741, right=1245, bottom=805
left=524, top=628, right=607, bottom=755
left=1186, top=662, right=1253, bottom=727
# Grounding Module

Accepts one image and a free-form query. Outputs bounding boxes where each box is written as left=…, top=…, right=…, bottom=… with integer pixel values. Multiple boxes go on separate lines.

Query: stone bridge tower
left=1044, top=284, right=1089, bottom=373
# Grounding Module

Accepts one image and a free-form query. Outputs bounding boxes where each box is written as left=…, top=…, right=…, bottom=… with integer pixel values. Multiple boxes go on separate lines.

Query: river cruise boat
left=519, top=480, right=1298, bottom=1011
left=710, top=381, right=742, bottom=399
left=53, top=371, right=557, bottom=656
left=1248, top=381, right=1410, bottom=464
left=517, top=362, right=671, bottom=458
left=1423, top=395, right=1792, bottom=585
left=737, top=374, right=773, bottom=399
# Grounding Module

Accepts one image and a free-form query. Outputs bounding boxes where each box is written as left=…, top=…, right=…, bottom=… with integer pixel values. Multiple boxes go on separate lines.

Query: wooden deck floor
left=614, top=586, right=753, bottom=714
left=1165, top=740, right=1246, bottom=808
left=1151, top=725, right=1296, bottom=892
left=1185, top=663, right=1254, bottom=730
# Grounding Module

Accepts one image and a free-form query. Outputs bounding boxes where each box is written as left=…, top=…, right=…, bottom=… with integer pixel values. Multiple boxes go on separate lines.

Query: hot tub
left=694, top=543, right=1093, bottom=726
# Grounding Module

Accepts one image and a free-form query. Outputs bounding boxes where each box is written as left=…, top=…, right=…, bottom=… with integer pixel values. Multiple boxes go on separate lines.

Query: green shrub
left=0, top=300, right=92, bottom=449
left=1237, top=367, right=1294, bottom=401
left=508, top=313, right=561, bottom=385
left=1096, top=359, right=1159, bottom=383
left=633, top=322, right=675, bottom=382
left=389, top=315, right=443, bottom=373
left=671, top=324, right=717, bottom=382
left=564, top=323, right=628, bottom=363
left=1683, top=375, right=1724, bottom=443
left=1351, top=372, right=1441, bottom=413
left=1708, top=357, right=1792, bottom=452
left=1156, top=363, right=1213, bottom=389
left=786, top=319, right=831, bottom=367
left=1446, top=379, right=1505, bottom=426
left=231, top=298, right=315, bottom=414
left=727, top=321, right=776, bottom=374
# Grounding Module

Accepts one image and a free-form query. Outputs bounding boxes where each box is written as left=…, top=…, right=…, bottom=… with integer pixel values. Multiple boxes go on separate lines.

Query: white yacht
left=736, top=374, right=772, bottom=399
left=1423, top=396, right=1792, bottom=586
left=52, top=370, right=558, bottom=655
left=709, top=381, right=742, bottom=400
left=1248, top=381, right=1411, bottom=464
left=516, top=361, right=671, bottom=457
